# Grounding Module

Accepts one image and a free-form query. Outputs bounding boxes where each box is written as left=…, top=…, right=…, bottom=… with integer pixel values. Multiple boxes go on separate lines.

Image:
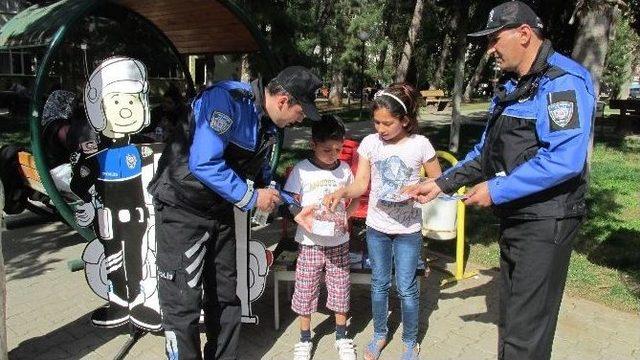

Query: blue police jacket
left=148, top=79, right=295, bottom=216
left=435, top=40, right=595, bottom=218
left=95, top=144, right=141, bottom=182
left=189, top=80, right=270, bottom=211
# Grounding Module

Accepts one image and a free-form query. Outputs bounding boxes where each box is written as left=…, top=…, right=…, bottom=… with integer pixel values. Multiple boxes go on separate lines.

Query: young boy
left=285, top=115, right=358, bottom=360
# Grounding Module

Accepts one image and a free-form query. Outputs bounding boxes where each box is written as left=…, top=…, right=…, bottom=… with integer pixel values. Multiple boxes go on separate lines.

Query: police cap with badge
left=270, top=65, right=322, bottom=121
left=468, top=1, right=582, bottom=133
left=467, top=0, right=544, bottom=37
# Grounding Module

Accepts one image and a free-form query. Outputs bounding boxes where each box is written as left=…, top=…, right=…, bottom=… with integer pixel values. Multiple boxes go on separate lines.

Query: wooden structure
left=114, top=0, right=261, bottom=55
left=0, top=0, right=277, bottom=240
left=420, top=89, right=451, bottom=112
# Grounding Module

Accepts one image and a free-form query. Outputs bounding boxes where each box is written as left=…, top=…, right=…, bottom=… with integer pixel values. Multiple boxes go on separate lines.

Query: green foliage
left=602, top=17, right=640, bottom=99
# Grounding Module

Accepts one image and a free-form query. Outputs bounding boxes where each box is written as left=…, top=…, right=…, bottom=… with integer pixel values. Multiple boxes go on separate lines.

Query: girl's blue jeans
left=366, top=226, right=421, bottom=348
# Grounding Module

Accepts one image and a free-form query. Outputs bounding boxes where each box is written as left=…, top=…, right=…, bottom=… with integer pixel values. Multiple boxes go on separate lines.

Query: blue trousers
left=366, top=226, right=421, bottom=348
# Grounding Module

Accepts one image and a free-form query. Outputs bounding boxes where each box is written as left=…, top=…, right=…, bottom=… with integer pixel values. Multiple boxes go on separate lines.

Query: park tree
left=463, top=52, right=489, bottom=102
left=602, top=16, right=640, bottom=99
left=395, top=0, right=425, bottom=82
left=448, top=0, right=501, bottom=152
left=570, top=0, right=630, bottom=98
left=448, top=0, right=469, bottom=153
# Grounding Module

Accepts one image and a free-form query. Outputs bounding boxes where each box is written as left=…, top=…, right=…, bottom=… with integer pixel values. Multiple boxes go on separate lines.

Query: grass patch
left=458, top=101, right=490, bottom=115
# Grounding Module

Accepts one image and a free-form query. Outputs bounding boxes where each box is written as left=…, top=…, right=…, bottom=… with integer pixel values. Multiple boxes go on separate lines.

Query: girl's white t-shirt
left=284, top=159, right=353, bottom=246
left=357, top=133, right=436, bottom=234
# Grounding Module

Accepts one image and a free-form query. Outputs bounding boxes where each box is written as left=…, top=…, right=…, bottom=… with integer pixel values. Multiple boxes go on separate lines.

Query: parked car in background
left=630, top=81, right=640, bottom=99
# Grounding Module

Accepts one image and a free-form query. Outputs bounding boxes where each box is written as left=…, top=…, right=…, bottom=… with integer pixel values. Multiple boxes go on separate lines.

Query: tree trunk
left=377, top=43, right=388, bottom=76
left=571, top=4, right=617, bottom=99
left=329, top=70, right=344, bottom=107
left=432, top=29, right=453, bottom=89
left=618, top=41, right=633, bottom=99
left=395, top=0, right=424, bottom=82
left=571, top=2, right=619, bottom=165
left=463, top=52, right=489, bottom=102
left=449, top=0, right=468, bottom=153
left=240, top=54, right=251, bottom=83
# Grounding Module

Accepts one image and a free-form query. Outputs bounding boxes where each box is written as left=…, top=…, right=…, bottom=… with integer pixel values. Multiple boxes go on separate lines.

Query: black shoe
left=130, top=303, right=162, bottom=332
left=91, top=304, right=129, bottom=328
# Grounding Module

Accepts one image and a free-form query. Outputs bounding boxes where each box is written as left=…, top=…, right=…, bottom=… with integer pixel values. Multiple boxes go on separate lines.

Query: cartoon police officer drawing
left=70, top=56, right=161, bottom=331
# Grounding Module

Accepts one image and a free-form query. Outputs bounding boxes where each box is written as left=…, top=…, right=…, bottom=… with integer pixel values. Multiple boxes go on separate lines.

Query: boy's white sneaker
left=335, top=338, right=357, bottom=360
left=293, top=341, right=313, bottom=360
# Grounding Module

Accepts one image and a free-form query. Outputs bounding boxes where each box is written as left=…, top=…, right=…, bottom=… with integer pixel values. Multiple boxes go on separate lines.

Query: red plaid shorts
left=291, top=242, right=351, bottom=315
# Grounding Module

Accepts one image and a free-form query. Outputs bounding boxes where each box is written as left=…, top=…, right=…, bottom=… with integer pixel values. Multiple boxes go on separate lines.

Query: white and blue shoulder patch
left=210, top=111, right=233, bottom=134
left=547, top=90, right=579, bottom=132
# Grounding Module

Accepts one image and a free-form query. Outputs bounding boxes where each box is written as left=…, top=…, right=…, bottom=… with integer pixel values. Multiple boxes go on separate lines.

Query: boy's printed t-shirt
left=284, top=159, right=353, bottom=247
left=357, top=133, right=436, bottom=234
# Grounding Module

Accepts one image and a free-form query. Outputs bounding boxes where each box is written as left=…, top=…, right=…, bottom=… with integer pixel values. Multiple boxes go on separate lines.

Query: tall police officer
left=148, top=66, right=322, bottom=359
left=404, top=2, right=595, bottom=359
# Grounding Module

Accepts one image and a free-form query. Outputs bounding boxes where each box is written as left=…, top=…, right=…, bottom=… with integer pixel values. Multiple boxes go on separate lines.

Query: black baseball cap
left=468, top=1, right=543, bottom=37
left=272, top=66, right=322, bottom=121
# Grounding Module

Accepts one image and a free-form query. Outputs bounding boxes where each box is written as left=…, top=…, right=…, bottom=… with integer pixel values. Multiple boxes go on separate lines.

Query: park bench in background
left=420, top=89, right=451, bottom=112
left=606, top=99, right=640, bottom=134
left=17, top=152, right=47, bottom=196
left=609, top=99, right=640, bottom=116
left=15, top=151, right=64, bottom=217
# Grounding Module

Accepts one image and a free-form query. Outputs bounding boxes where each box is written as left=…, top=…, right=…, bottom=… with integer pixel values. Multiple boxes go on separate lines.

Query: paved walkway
left=2, top=212, right=639, bottom=359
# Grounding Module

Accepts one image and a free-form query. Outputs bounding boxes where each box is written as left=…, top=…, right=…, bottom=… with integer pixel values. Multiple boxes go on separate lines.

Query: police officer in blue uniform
left=148, top=66, right=321, bottom=359
left=404, top=2, right=595, bottom=359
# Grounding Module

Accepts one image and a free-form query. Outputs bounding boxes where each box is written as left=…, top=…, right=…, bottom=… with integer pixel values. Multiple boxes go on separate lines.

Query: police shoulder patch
left=125, top=153, right=137, bottom=169
left=547, top=90, right=579, bottom=132
left=80, top=140, right=98, bottom=154
left=140, top=146, right=153, bottom=158
left=210, top=111, right=233, bottom=134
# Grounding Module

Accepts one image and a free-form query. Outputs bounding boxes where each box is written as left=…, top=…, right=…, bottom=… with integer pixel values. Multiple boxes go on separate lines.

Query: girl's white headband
left=374, top=90, right=408, bottom=113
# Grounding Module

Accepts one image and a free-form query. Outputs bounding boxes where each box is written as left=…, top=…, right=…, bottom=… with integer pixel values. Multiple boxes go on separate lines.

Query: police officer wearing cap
left=148, top=66, right=322, bottom=359
left=404, top=2, right=595, bottom=359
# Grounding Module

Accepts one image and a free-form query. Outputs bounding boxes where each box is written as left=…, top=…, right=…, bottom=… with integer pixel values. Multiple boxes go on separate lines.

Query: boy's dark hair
left=312, top=115, right=345, bottom=142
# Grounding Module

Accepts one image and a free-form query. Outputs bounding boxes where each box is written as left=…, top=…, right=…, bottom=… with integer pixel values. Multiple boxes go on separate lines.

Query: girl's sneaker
left=293, top=341, right=313, bottom=360
left=335, top=338, right=357, bottom=360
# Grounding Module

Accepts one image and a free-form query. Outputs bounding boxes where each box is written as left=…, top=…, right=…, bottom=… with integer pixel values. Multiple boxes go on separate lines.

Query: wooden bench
left=420, top=89, right=451, bottom=112
left=609, top=99, right=640, bottom=116
left=17, top=151, right=48, bottom=196
left=606, top=99, right=640, bottom=134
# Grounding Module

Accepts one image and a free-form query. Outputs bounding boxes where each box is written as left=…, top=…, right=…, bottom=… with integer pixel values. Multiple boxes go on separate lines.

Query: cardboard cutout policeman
left=70, top=56, right=162, bottom=331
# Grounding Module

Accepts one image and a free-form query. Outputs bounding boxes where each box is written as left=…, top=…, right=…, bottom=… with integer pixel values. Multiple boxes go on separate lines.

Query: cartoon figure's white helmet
left=84, top=56, right=150, bottom=132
